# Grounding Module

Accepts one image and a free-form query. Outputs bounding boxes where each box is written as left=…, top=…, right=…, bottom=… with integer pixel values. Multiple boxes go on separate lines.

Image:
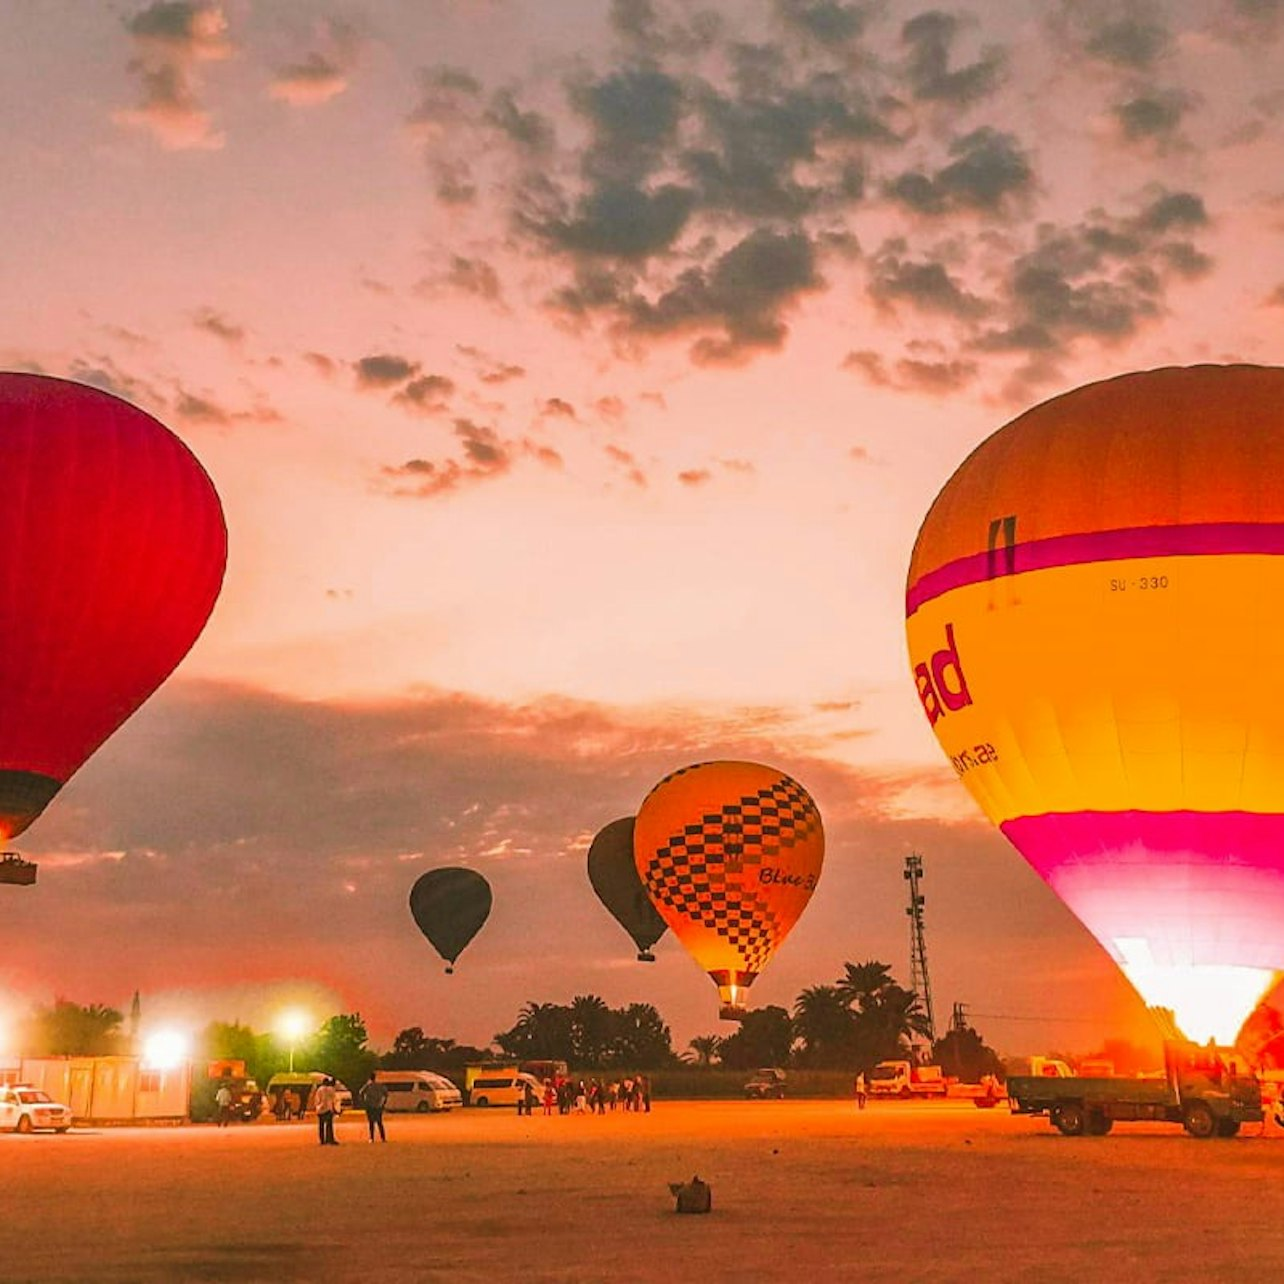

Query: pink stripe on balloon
left=906, top=521, right=1284, bottom=617
left=1000, top=810, right=1284, bottom=970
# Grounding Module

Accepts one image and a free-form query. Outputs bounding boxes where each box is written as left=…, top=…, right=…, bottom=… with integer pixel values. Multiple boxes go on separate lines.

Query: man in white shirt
left=314, top=1078, right=339, bottom=1145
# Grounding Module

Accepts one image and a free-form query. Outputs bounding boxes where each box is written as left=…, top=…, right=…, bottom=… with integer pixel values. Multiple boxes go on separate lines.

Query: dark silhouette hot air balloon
left=0, top=373, right=226, bottom=845
left=587, top=816, right=667, bottom=962
left=409, top=867, right=492, bottom=973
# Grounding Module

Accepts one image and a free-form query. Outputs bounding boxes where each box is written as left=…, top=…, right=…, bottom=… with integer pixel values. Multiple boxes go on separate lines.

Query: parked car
left=0, top=1083, right=72, bottom=1133
left=744, top=1068, right=787, bottom=1099
left=373, top=1070, right=462, bottom=1112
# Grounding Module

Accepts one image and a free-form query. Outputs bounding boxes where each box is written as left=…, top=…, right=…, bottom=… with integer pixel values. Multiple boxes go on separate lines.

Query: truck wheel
left=1215, top=1117, right=1241, bottom=1138
left=473, top=1095, right=488, bottom=1108
left=416, top=1101, right=430, bottom=1114
left=1085, top=1109, right=1113, bottom=1136
left=899, top=1086, right=911, bottom=1099
left=1183, top=1102, right=1217, bottom=1139
left=1051, top=1102, right=1086, bottom=1136
left=15, top=1114, right=32, bottom=1134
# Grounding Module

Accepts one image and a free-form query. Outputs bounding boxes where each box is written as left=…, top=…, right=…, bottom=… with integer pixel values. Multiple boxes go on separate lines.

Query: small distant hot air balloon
left=0, top=373, right=226, bottom=846
left=587, top=816, right=667, bottom=962
left=906, top=364, right=1284, bottom=1046
left=634, top=761, right=824, bottom=1020
left=409, top=868, right=492, bottom=973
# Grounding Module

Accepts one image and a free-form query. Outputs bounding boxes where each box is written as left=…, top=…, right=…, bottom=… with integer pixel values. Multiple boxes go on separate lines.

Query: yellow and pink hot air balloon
left=906, top=365, right=1284, bottom=1045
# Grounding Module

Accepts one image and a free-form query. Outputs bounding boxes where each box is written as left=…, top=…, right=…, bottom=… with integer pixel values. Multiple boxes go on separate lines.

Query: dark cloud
left=379, top=417, right=543, bottom=498
left=192, top=307, right=245, bottom=344
left=303, top=351, right=337, bottom=378
left=394, top=375, right=456, bottom=415
left=623, top=227, right=824, bottom=364
left=605, top=443, right=647, bottom=487
left=524, top=181, right=697, bottom=260
left=541, top=398, right=577, bottom=419
left=446, top=256, right=503, bottom=301
left=115, top=2, right=231, bottom=150
left=354, top=354, right=419, bottom=388
left=867, top=241, right=988, bottom=318
left=900, top=10, right=1006, bottom=106
left=1084, top=16, right=1172, bottom=69
left=484, top=89, right=556, bottom=153
left=885, top=128, right=1033, bottom=216
left=456, top=347, right=526, bottom=384
left=269, top=18, right=363, bottom=106
left=841, top=348, right=978, bottom=395
left=1112, top=87, right=1198, bottom=147
left=774, top=0, right=871, bottom=45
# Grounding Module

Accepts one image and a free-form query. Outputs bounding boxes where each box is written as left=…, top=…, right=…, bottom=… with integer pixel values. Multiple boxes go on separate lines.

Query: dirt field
left=3, top=1099, right=1283, bottom=1282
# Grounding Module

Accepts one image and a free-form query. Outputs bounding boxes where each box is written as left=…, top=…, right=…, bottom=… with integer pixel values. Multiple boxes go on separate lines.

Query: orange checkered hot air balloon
left=634, top=761, right=824, bottom=1020
left=906, top=364, right=1284, bottom=1046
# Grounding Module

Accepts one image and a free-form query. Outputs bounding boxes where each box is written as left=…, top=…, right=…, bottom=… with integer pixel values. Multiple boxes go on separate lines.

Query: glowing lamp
left=142, top=1030, right=189, bottom=1071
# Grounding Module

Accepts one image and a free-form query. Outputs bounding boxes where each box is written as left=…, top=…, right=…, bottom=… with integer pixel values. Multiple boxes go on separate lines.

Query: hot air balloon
left=634, top=761, right=824, bottom=1020
left=0, top=373, right=226, bottom=846
left=905, top=364, right=1284, bottom=1046
left=409, top=867, right=492, bottom=973
left=587, top=816, right=667, bottom=961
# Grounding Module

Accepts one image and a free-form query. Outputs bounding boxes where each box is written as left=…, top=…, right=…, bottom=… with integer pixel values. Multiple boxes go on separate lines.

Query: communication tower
left=904, top=853, right=936, bottom=1044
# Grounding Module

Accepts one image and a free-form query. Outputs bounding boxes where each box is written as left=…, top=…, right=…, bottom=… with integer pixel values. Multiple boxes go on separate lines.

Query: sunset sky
left=4, top=0, right=1284, bottom=1057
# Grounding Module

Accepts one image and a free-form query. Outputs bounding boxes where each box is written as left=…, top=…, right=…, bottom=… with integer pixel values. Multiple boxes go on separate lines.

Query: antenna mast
left=904, top=853, right=936, bottom=1044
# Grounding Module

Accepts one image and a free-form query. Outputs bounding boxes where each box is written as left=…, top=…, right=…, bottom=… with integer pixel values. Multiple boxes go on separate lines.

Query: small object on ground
left=669, top=1176, right=712, bottom=1214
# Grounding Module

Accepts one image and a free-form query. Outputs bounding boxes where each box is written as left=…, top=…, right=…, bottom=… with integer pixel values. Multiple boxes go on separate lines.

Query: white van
left=468, top=1070, right=542, bottom=1108
left=373, top=1070, right=461, bottom=1113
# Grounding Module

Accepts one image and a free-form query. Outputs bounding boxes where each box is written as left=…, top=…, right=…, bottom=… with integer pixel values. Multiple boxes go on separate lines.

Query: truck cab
left=867, top=1060, right=949, bottom=1098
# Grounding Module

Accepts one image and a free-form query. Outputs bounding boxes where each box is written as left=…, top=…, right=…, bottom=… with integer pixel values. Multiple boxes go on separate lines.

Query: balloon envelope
left=634, top=761, right=824, bottom=1019
left=587, top=816, right=667, bottom=961
left=0, top=374, right=226, bottom=840
left=409, top=868, right=492, bottom=971
left=906, top=364, right=1284, bottom=1044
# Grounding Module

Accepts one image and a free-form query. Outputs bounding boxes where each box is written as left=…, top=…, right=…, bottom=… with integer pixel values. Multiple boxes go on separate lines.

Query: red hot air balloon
left=0, top=374, right=227, bottom=843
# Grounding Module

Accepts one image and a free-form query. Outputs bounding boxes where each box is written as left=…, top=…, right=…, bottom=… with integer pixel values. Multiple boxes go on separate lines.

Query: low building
left=0, top=1055, right=191, bottom=1124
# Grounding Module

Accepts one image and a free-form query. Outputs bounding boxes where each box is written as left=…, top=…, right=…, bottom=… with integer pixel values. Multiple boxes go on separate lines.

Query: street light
left=278, top=1010, right=309, bottom=1073
left=142, top=1029, right=190, bottom=1070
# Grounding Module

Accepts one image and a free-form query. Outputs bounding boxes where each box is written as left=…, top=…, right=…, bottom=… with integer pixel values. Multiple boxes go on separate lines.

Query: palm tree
left=857, top=984, right=933, bottom=1062
left=687, top=1035, right=722, bottom=1067
left=835, top=961, right=894, bottom=1010
left=569, top=994, right=613, bottom=1065
left=793, top=985, right=855, bottom=1067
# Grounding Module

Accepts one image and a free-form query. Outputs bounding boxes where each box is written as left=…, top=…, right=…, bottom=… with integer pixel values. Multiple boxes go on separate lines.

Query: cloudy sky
left=3, top=0, right=1283, bottom=1056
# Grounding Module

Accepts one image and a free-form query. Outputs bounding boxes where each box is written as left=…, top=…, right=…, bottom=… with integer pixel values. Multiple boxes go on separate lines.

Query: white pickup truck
left=0, top=1083, right=72, bottom=1133
left=866, top=1060, right=949, bottom=1098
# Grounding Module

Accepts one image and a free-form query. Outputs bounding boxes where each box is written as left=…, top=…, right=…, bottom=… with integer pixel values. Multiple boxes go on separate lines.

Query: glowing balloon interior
left=587, top=816, right=667, bottom=961
left=408, top=867, right=492, bottom=973
left=0, top=373, right=226, bottom=841
left=634, top=761, right=824, bottom=1020
left=906, top=365, right=1284, bottom=1045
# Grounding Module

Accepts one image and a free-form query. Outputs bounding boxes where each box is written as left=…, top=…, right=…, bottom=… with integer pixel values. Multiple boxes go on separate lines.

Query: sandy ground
left=3, top=1099, right=1283, bottom=1283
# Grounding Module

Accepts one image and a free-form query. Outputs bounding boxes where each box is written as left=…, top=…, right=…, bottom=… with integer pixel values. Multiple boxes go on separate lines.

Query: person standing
left=854, top=1072, right=867, bottom=1111
left=214, top=1082, right=233, bottom=1128
left=359, top=1074, right=388, bottom=1143
left=314, top=1077, right=339, bottom=1146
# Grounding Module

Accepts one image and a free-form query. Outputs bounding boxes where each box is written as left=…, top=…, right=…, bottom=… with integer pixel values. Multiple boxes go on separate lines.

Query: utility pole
left=951, top=1001, right=968, bottom=1034
left=904, top=853, right=936, bottom=1045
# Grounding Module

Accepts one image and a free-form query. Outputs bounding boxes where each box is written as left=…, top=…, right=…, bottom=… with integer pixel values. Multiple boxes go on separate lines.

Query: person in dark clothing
left=359, top=1074, right=389, bottom=1142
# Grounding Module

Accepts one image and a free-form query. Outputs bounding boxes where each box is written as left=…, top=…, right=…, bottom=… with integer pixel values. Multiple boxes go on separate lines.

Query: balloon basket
left=637, top=951, right=656, bottom=963
left=719, top=1003, right=747, bottom=1023
left=444, top=965, right=454, bottom=975
left=0, top=853, right=36, bottom=886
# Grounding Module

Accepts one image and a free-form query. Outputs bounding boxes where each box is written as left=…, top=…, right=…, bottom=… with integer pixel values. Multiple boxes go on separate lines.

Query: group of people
left=518, top=1074, right=652, bottom=1116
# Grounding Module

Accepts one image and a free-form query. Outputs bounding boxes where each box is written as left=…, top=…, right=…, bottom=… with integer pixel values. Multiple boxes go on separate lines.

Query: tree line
left=13, top=959, right=1005, bottom=1086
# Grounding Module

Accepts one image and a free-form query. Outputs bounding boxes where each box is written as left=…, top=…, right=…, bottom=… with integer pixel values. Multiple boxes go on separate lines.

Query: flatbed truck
left=1007, top=1040, right=1262, bottom=1139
